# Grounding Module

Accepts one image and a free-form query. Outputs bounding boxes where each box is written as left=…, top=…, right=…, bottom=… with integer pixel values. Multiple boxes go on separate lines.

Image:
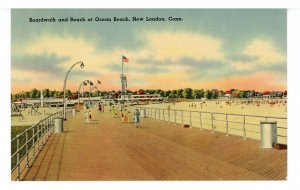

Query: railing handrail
left=137, top=106, right=287, bottom=142
left=11, top=111, right=62, bottom=142
left=11, top=108, right=73, bottom=180
left=138, top=106, right=287, bottom=120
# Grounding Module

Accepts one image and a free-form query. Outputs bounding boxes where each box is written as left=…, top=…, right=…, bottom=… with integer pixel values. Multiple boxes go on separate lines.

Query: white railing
left=11, top=108, right=73, bottom=181
left=138, top=107, right=287, bottom=144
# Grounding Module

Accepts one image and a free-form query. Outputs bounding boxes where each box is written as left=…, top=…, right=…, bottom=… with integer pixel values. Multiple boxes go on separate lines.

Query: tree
left=36, top=90, right=41, bottom=98
left=177, top=89, right=183, bottom=98
left=219, top=90, right=225, bottom=97
left=100, top=90, right=108, bottom=97
left=164, top=90, right=171, bottom=97
left=211, top=89, right=219, bottom=99
left=193, top=89, right=204, bottom=99
left=50, top=90, right=56, bottom=98
left=183, top=88, right=193, bottom=99
left=238, top=91, right=247, bottom=98
left=92, top=90, right=99, bottom=97
left=169, top=92, right=175, bottom=98
left=155, top=89, right=162, bottom=95
left=30, top=88, right=38, bottom=98
left=204, top=90, right=213, bottom=99
left=159, top=90, right=165, bottom=97
left=54, top=91, right=63, bottom=97
left=43, top=88, right=50, bottom=98
left=25, top=91, right=31, bottom=98
left=65, top=89, right=72, bottom=97
left=148, top=89, right=155, bottom=94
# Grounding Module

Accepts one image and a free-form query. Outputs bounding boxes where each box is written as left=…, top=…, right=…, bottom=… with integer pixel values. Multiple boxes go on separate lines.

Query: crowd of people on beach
left=84, top=102, right=141, bottom=128
left=164, top=98, right=287, bottom=113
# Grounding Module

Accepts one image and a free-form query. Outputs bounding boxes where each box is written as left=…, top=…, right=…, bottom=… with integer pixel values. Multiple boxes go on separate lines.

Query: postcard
left=11, top=9, right=287, bottom=181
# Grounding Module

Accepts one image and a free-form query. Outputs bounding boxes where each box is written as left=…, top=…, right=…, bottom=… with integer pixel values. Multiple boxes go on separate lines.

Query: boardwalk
left=22, top=107, right=287, bottom=180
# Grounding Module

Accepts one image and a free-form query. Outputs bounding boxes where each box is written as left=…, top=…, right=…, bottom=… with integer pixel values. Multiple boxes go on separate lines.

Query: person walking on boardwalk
left=124, top=109, right=129, bottom=123
left=85, top=111, right=89, bottom=124
left=121, top=110, right=125, bottom=123
left=89, top=110, right=92, bottom=120
left=134, top=109, right=140, bottom=128
left=98, top=103, right=102, bottom=112
left=111, top=106, right=116, bottom=118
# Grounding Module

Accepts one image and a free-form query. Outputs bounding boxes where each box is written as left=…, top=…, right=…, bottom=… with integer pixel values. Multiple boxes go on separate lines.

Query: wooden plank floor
left=21, top=107, right=287, bottom=180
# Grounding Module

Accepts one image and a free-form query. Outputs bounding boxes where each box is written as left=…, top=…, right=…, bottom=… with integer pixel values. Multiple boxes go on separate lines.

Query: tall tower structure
left=120, top=74, right=127, bottom=95
left=121, top=55, right=129, bottom=98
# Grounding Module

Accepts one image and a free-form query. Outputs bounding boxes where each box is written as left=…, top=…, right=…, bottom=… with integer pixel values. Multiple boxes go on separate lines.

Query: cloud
left=229, top=39, right=286, bottom=73
left=11, top=77, right=32, bottom=84
left=11, top=31, right=287, bottom=93
left=12, top=53, right=69, bottom=74
left=242, top=39, right=286, bottom=65
left=228, top=54, right=258, bottom=62
left=142, top=31, right=225, bottom=62
left=134, top=67, right=168, bottom=74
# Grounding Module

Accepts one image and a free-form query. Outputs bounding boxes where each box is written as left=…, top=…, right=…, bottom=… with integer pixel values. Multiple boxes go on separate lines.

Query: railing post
left=199, top=112, right=202, bottom=130
left=174, top=110, right=177, bottom=125
left=47, top=117, right=50, bottom=138
left=159, top=109, right=161, bottom=120
left=243, top=115, right=246, bottom=140
left=168, top=109, right=170, bottom=123
left=181, top=110, right=183, bottom=125
left=226, top=114, right=229, bottom=136
left=25, top=129, right=29, bottom=168
left=32, top=127, right=35, bottom=158
left=37, top=124, right=40, bottom=150
left=189, top=111, right=192, bottom=128
left=16, top=136, right=20, bottom=180
left=211, top=113, right=214, bottom=133
left=41, top=121, right=45, bottom=146
left=152, top=108, right=153, bottom=118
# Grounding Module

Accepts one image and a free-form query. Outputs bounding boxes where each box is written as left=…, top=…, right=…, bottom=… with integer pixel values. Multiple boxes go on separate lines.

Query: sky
left=11, top=9, right=287, bottom=93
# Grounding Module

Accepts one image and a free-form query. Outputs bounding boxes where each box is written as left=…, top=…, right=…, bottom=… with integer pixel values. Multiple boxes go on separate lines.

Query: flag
left=122, top=56, right=129, bottom=63
left=97, top=80, right=101, bottom=84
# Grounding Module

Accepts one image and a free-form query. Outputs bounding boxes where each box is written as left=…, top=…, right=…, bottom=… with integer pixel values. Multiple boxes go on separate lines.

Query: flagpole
left=122, top=55, right=124, bottom=75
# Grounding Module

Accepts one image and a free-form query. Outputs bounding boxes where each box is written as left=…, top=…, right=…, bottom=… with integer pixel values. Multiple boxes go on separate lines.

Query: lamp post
left=63, top=61, right=84, bottom=120
left=77, top=80, right=89, bottom=111
left=89, top=81, right=94, bottom=109
left=91, top=86, right=98, bottom=103
left=97, top=80, right=101, bottom=97
left=91, top=86, right=98, bottom=92
left=83, top=80, right=88, bottom=98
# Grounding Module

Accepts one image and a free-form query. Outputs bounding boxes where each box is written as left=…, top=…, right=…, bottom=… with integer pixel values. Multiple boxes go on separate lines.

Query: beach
left=11, top=107, right=63, bottom=127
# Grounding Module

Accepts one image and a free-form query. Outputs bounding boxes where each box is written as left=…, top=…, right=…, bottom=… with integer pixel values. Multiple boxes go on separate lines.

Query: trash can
left=54, top=117, right=64, bottom=133
left=260, top=121, right=277, bottom=148
left=140, top=109, right=146, bottom=118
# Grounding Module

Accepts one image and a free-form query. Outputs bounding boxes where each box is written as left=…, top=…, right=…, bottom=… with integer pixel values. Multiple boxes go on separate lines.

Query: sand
left=11, top=107, right=64, bottom=127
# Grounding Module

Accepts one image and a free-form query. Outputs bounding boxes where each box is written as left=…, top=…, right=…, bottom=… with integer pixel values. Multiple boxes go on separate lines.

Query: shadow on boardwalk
left=22, top=107, right=287, bottom=180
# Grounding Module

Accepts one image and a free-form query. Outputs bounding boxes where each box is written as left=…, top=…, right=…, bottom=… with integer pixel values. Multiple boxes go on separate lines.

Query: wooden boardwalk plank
left=21, top=107, right=286, bottom=181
